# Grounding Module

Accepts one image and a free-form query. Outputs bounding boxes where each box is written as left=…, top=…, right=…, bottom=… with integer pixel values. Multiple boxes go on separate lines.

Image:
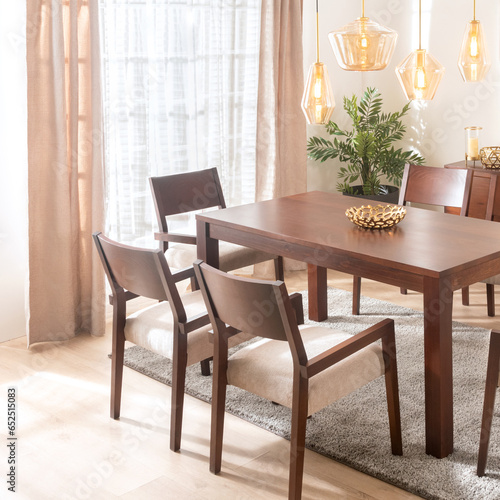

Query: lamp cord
left=316, top=0, right=320, bottom=63
left=362, top=0, right=365, bottom=18
left=418, top=0, right=422, bottom=50
left=473, top=0, right=476, bottom=20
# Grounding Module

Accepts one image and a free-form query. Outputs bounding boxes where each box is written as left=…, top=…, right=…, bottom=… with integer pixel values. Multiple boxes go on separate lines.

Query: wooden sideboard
left=444, top=160, right=500, bottom=221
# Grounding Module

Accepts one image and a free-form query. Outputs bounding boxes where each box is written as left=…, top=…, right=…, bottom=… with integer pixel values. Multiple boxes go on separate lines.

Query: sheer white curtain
left=99, top=0, right=261, bottom=247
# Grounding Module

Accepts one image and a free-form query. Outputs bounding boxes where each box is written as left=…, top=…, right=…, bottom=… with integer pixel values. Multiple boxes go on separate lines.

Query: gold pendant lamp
left=328, top=0, right=398, bottom=71
left=458, top=0, right=490, bottom=82
left=301, top=0, right=335, bottom=125
left=395, top=0, right=445, bottom=100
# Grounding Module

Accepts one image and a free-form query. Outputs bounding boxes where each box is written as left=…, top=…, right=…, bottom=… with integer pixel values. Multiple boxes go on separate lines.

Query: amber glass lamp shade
left=458, top=20, right=490, bottom=82
left=301, top=62, right=335, bottom=125
left=395, top=49, right=445, bottom=100
left=328, top=17, right=398, bottom=71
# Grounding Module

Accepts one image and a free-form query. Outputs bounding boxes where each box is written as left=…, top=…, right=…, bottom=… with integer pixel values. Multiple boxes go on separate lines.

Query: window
left=99, top=0, right=261, bottom=246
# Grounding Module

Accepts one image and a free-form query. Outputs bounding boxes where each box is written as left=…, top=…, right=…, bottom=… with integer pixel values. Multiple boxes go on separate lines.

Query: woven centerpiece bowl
left=480, top=147, right=500, bottom=169
left=345, top=204, right=406, bottom=229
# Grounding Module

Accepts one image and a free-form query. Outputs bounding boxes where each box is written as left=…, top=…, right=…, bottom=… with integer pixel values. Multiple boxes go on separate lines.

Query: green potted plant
left=307, top=87, right=425, bottom=202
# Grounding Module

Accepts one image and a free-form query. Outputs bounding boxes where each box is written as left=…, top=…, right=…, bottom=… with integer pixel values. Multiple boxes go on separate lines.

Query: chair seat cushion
left=227, top=325, right=385, bottom=415
left=124, top=290, right=212, bottom=366
left=166, top=241, right=277, bottom=272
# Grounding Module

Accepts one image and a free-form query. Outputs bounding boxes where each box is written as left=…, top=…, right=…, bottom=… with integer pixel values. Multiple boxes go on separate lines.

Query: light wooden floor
left=2, top=270, right=500, bottom=499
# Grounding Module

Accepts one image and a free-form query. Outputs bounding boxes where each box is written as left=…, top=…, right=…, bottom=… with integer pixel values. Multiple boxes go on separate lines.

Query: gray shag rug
left=122, top=288, right=500, bottom=500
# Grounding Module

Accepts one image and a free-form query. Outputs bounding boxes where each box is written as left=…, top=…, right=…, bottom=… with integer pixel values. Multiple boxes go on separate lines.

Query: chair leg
left=274, top=256, right=284, bottom=281
left=382, top=327, right=403, bottom=456
left=462, top=286, right=470, bottom=306
left=111, top=297, right=126, bottom=420
left=478, top=330, right=500, bottom=476
left=400, top=288, right=407, bottom=295
left=170, top=333, right=188, bottom=452
left=289, top=293, right=305, bottom=325
left=200, top=358, right=212, bottom=376
left=289, top=374, right=309, bottom=500
left=210, top=330, right=229, bottom=474
left=487, top=284, right=495, bottom=317
left=352, top=276, right=361, bottom=315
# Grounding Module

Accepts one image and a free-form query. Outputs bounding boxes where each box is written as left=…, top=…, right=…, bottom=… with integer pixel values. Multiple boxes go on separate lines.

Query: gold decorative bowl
left=480, top=147, right=500, bottom=169
left=345, top=204, right=406, bottom=229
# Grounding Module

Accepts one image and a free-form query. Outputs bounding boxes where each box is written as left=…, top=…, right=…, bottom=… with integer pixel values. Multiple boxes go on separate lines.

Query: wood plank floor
left=2, top=270, right=500, bottom=499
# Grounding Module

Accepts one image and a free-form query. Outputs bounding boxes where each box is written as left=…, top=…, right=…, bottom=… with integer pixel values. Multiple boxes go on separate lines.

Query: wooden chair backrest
left=93, top=232, right=183, bottom=314
left=399, top=164, right=473, bottom=215
left=194, top=261, right=307, bottom=363
left=484, top=175, right=500, bottom=221
left=149, top=168, right=226, bottom=232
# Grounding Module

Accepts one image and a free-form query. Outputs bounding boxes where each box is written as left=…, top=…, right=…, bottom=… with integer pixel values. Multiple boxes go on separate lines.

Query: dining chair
left=92, top=232, right=250, bottom=452
left=194, top=260, right=402, bottom=500
left=477, top=329, right=500, bottom=477
left=466, top=175, right=500, bottom=316
left=352, top=163, right=474, bottom=315
left=149, top=168, right=284, bottom=282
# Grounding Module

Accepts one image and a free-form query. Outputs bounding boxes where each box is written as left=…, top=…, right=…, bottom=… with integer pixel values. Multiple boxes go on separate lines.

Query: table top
left=197, top=191, right=500, bottom=280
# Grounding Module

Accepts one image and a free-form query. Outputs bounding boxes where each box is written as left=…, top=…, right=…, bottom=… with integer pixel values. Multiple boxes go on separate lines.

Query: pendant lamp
left=301, top=0, right=335, bottom=124
left=328, top=0, right=398, bottom=71
left=395, top=0, right=444, bottom=100
left=458, top=0, right=490, bottom=82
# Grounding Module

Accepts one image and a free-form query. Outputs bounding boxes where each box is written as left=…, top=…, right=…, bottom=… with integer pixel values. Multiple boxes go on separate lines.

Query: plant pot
left=342, top=185, right=400, bottom=204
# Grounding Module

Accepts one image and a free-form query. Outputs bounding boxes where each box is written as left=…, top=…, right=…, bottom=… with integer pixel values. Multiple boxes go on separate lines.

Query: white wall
left=304, top=0, right=500, bottom=192
left=0, top=3, right=28, bottom=342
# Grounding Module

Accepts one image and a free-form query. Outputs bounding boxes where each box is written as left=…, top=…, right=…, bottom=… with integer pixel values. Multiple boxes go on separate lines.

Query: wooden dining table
left=196, top=190, right=500, bottom=458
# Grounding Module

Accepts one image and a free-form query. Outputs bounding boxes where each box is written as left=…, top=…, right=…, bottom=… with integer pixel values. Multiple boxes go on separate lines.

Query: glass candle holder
left=465, top=126, right=482, bottom=166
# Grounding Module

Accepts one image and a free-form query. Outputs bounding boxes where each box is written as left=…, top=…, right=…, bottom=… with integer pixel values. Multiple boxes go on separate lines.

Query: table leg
left=196, top=220, right=219, bottom=268
left=307, top=264, right=327, bottom=321
left=422, top=276, right=454, bottom=458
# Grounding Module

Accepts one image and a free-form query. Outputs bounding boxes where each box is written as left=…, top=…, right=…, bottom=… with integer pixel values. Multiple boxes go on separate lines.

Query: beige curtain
left=26, top=0, right=105, bottom=346
left=255, top=0, right=306, bottom=276
left=256, top=0, right=307, bottom=201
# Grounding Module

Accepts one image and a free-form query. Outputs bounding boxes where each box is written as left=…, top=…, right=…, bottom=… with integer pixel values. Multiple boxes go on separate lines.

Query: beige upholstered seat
left=194, top=261, right=402, bottom=500
left=124, top=290, right=212, bottom=365
left=227, top=325, right=385, bottom=416
left=166, top=240, right=275, bottom=274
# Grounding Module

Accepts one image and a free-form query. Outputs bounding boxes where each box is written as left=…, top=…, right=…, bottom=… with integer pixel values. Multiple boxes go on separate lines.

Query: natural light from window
left=99, top=0, right=261, bottom=247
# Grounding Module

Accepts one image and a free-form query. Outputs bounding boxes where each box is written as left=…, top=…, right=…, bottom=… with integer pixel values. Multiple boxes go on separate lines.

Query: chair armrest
left=206, top=325, right=242, bottom=344
left=305, top=318, right=395, bottom=378
left=172, top=266, right=196, bottom=284
left=154, top=231, right=196, bottom=245
left=289, top=292, right=304, bottom=325
left=181, top=312, right=211, bottom=334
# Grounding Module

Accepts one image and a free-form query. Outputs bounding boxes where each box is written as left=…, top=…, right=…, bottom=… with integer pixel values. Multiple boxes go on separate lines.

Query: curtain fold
left=26, top=0, right=105, bottom=346
left=256, top=0, right=307, bottom=201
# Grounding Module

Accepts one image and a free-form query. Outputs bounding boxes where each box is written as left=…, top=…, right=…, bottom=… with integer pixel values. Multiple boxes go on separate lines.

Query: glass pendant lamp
left=301, top=0, right=335, bottom=125
left=328, top=0, right=397, bottom=71
left=395, top=0, right=444, bottom=100
left=458, top=0, right=490, bottom=82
